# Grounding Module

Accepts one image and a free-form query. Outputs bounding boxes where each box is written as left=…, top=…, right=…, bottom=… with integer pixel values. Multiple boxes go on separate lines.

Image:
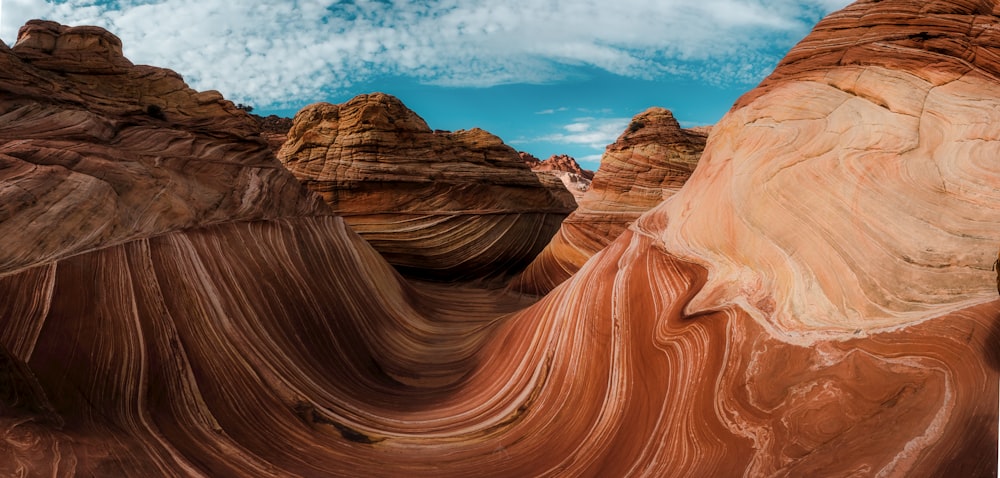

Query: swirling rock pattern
left=0, top=20, right=327, bottom=277
left=278, top=94, right=577, bottom=281
left=511, top=107, right=707, bottom=294
left=3, top=1, right=1000, bottom=474
left=657, top=0, right=1000, bottom=337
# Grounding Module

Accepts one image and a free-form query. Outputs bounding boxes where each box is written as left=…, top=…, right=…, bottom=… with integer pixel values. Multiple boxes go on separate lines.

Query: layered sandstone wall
left=278, top=94, right=577, bottom=281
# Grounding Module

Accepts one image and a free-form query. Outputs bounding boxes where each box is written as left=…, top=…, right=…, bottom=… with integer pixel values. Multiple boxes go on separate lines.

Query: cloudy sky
left=2, top=0, right=852, bottom=168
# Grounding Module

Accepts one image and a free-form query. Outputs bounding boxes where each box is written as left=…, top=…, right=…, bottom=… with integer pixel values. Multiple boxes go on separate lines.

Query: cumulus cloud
left=11, top=0, right=852, bottom=108
left=1, top=0, right=52, bottom=41
left=536, top=117, right=633, bottom=151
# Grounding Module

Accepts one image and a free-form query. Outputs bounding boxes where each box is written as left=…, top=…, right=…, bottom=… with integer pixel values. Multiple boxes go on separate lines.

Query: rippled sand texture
left=278, top=94, right=577, bottom=282
left=512, top=107, right=707, bottom=295
left=3, top=1, right=1000, bottom=476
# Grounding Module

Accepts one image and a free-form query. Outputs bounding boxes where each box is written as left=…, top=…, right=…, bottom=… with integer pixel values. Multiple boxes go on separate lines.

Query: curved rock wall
left=654, top=0, right=1000, bottom=339
left=2, top=2, right=1000, bottom=474
left=511, top=107, right=707, bottom=294
left=278, top=94, right=577, bottom=282
left=0, top=20, right=326, bottom=276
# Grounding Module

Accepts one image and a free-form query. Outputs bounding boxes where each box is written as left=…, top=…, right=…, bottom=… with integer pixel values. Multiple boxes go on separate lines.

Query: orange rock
left=278, top=94, right=577, bottom=281
left=511, top=107, right=707, bottom=294
left=656, top=0, right=1000, bottom=335
left=0, top=20, right=326, bottom=276
left=3, top=2, right=1000, bottom=474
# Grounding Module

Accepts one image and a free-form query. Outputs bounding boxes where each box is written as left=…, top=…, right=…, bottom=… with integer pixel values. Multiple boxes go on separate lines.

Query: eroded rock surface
left=0, top=20, right=326, bottom=276
left=278, top=94, right=577, bottom=281
left=521, top=152, right=594, bottom=202
left=658, top=0, right=1000, bottom=335
left=3, top=2, right=1000, bottom=475
left=512, top=107, right=707, bottom=294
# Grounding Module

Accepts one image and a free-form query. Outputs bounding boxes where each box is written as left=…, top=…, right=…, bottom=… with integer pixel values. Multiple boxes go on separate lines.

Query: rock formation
left=3, top=1, right=1000, bottom=474
left=0, top=20, right=326, bottom=276
left=277, top=94, right=577, bottom=281
left=251, top=113, right=294, bottom=153
left=521, top=152, right=594, bottom=202
left=511, top=107, right=708, bottom=294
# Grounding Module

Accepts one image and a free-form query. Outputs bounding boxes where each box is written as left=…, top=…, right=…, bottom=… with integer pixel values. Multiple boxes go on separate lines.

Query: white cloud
left=539, top=117, right=632, bottom=150
left=8, top=0, right=853, bottom=108
left=536, top=107, right=569, bottom=115
left=1, top=0, right=52, bottom=41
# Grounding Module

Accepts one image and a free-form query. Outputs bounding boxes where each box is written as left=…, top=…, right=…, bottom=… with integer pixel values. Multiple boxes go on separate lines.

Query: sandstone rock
left=520, top=151, right=594, bottom=202
left=0, top=20, right=327, bottom=276
left=656, top=0, right=1000, bottom=335
left=251, top=113, right=293, bottom=153
left=511, top=107, right=707, bottom=294
left=3, top=3, right=1000, bottom=474
left=278, top=94, right=577, bottom=281
left=528, top=153, right=595, bottom=181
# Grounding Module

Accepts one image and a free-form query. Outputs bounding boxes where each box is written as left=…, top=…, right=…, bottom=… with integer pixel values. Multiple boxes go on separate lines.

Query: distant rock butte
left=251, top=113, right=293, bottom=153
left=512, top=107, right=707, bottom=294
left=520, top=152, right=594, bottom=202
left=278, top=93, right=577, bottom=281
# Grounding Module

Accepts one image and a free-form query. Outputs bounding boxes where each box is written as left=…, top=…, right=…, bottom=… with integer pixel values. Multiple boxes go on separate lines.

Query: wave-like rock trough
left=2, top=1, right=1000, bottom=476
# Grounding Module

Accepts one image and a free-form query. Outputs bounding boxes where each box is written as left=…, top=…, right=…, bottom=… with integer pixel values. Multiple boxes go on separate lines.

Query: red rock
left=0, top=20, right=326, bottom=276
left=532, top=154, right=595, bottom=181
left=520, top=152, right=594, bottom=202
left=3, top=3, right=1000, bottom=474
left=278, top=94, right=577, bottom=281
left=251, top=113, right=293, bottom=153
left=511, top=107, right=707, bottom=294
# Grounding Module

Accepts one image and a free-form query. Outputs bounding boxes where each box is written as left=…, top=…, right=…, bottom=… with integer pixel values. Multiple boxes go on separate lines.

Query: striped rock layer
left=277, top=94, right=577, bottom=282
left=3, top=1, right=1000, bottom=475
left=0, top=20, right=327, bottom=277
left=511, top=107, right=707, bottom=294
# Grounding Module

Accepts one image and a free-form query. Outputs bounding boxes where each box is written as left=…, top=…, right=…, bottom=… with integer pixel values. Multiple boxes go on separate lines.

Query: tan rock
left=3, top=3, right=1000, bottom=474
left=524, top=153, right=594, bottom=202
left=0, top=20, right=327, bottom=276
left=653, top=0, right=1000, bottom=337
left=278, top=94, right=577, bottom=281
left=511, top=107, right=707, bottom=294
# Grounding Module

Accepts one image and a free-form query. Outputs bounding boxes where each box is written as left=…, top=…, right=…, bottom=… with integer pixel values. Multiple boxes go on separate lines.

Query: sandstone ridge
left=0, top=20, right=326, bottom=276
left=2, top=5, right=1000, bottom=475
left=512, top=106, right=707, bottom=294
left=278, top=93, right=577, bottom=281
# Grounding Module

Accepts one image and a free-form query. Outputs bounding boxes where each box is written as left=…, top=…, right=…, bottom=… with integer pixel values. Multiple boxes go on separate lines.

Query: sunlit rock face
left=521, top=152, right=595, bottom=202
left=278, top=94, right=577, bottom=281
left=511, top=107, right=707, bottom=294
left=0, top=20, right=326, bottom=276
left=656, top=0, right=1000, bottom=338
left=3, top=1, right=1000, bottom=474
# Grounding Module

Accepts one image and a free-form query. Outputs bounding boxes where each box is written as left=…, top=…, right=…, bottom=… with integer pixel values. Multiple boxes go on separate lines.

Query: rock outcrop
left=521, top=152, right=594, bottom=202
left=278, top=94, right=577, bottom=281
left=0, top=20, right=326, bottom=276
left=659, top=0, right=1000, bottom=335
left=511, top=107, right=707, bottom=294
left=3, top=2, right=1000, bottom=474
left=251, top=113, right=293, bottom=153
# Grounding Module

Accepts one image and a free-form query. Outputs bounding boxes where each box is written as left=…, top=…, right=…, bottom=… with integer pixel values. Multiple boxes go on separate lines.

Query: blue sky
left=2, top=0, right=852, bottom=168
